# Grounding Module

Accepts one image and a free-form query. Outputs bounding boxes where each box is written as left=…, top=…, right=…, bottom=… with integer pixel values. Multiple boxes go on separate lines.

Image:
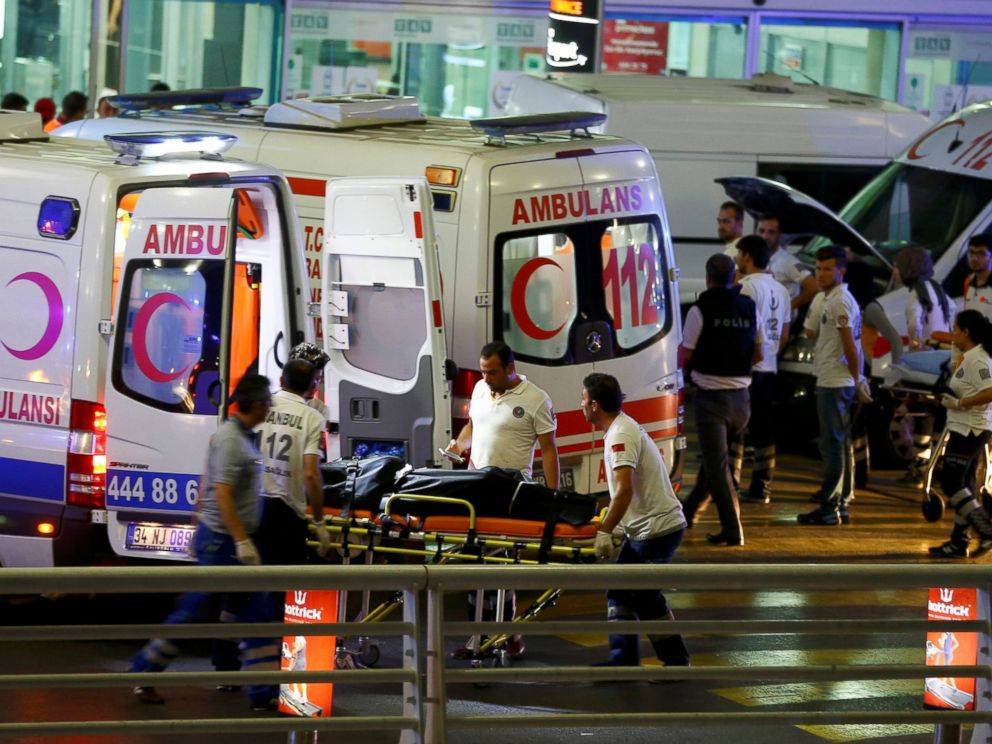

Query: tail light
left=450, top=368, right=482, bottom=434
left=67, top=400, right=107, bottom=508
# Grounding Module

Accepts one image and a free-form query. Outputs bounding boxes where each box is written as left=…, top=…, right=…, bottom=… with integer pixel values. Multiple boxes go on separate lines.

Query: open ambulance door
left=321, top=177, right=450, bottom=468
left=103, top=187, right=240, bottom=560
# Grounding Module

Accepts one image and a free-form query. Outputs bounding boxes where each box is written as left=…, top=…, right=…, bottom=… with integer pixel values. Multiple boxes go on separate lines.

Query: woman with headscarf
left=894, top=245, right=952, bottom=351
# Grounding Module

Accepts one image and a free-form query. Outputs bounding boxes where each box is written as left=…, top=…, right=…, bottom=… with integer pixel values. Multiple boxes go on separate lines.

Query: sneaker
left=249, top=697, right=279, bottom=712
left=839, top=510, right=851, bottom=525
left=797, top=507, right=841, bottom=526
left=504, top=635, right=526, bottom=659
left=133, top=686, right=165, bottom=705
left=973, top=536, right=992, bottom=558
left=739, top=490, right=770, bottom=505
left=929, top=541, right=970, bottom=558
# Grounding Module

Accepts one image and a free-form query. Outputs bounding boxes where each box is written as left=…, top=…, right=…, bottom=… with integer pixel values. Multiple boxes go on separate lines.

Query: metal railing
left=3, top=564, right=992, bottom=742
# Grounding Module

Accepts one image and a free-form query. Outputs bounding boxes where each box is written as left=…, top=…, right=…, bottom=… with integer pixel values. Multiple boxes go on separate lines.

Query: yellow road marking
left=712, top=679, right=920, bottom=706
left=797, top=724, right=933, bottom=742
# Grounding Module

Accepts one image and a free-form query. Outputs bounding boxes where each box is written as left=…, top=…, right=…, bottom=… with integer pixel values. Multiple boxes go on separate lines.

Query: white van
left=0, top=112, right=449, bottom=565
left=58, top=91, right=686, bottom=495
left=505, top=73, right=930, bottom=307
left=718, top=100, right=992, bottom=464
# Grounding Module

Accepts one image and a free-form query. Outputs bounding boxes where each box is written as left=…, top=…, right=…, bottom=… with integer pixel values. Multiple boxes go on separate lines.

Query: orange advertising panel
left=925, top=587, right=978, bottom=710
left=279, top=589, right=339, bottom=718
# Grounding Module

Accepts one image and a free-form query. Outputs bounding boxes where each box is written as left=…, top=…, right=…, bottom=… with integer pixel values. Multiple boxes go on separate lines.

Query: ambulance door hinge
left=474, top=292, right=492, bottom=308
left=98, top=319, right=115, bottom=336
left=669, top=267, right=680, bottom=282
left=307, top=303, right=321, bottom=318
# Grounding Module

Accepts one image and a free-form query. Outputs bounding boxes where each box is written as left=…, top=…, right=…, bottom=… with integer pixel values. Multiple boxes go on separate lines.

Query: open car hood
left=716, top=176, right=890, bottom=270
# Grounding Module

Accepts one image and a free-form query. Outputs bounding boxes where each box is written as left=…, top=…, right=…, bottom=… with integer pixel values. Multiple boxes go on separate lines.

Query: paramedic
left=718, top=201, right=744, bottom=256
left=797, top=245, right=863, bottom=526
left=757, top=214, right=818, bottom=315
left=735, top=235, right=791, bottom=504
left=255, top=358, right=331, bottom=569
left=582, top=372, right=690, bottom=672
left=680, top=254, right=761, bottom=546
left=130, top=375, right=280, bottom=711
left=963, top=234, right=992, bottom=320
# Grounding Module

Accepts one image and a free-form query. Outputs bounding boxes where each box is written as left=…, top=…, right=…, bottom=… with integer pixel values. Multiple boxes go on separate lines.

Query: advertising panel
left=925, top=586, right=977, bottom=711
left=279, top=589, right=339, bottom=718
left=546, top=0, right=600, bottom=72
left=601, top=20, right=668, bottom=74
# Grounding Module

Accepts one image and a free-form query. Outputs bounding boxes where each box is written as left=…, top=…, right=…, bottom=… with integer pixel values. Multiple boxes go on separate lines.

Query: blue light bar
left=109, top=87, right=263, bottom=113
left=471, top=111, right=607, bottom=141
left=37, top=197, right=80, bottom=239
left=105, top=131, right=237, bottom=162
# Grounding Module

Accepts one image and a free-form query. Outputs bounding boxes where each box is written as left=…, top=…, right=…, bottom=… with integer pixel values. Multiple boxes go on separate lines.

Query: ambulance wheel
left=922, top=492, right=944, bottom=523
left=868, top=393, right=918, bottom=468
left=358, top=644, right=380, bottom=667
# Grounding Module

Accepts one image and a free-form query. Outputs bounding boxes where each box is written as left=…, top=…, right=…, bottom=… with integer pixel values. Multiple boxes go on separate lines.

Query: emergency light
left=37, top=197, right=80, bottom=239
left=104, top=131, right=237, bottom=163
left=470, top=111, right=607, bottom=145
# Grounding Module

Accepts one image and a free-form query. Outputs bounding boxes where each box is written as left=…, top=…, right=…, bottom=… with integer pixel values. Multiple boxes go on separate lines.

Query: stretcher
left=311, top=459, right=602, bottom=669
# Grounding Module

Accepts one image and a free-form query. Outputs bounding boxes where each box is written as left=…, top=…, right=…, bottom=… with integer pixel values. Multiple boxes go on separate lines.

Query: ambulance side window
left=498, top=231, right=577, bottom=361
left=601, top=220, right=667, bottom=350
left=113, top=261, right=223, bottom=414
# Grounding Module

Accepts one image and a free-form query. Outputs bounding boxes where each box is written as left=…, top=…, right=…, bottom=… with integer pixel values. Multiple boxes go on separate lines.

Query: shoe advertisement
left=279, top=590, right=339, bottom=718
left=924, top=587, right=977, bottom=711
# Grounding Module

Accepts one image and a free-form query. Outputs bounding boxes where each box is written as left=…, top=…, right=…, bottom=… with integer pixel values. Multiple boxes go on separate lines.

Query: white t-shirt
left=722, top=237, right=741, bottom=257
left=682, top=303, right=763, bottom=390
left=603, top=412, right=685, bottom=540
left=964, top=274, right=992, bottom=321
left=258, top=389, right=325, bottom=519
left=768, top=248, right=811, bottom=301
left=804, top=283, right=862, bottom=388
left=468, top=377, right=556, bottom=479
left=947, top=345, right=992, bottom=436
left=905, top=282, right=951, bottom=348
left=740, top=272, right=791, bottom=374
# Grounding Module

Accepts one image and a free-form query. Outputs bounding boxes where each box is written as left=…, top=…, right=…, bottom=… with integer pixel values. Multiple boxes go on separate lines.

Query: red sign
left=925, top=587, right=978, bottom=710
left=601, top=20, right=668, bottom=75
left=279, top=589, right=339, bottom=718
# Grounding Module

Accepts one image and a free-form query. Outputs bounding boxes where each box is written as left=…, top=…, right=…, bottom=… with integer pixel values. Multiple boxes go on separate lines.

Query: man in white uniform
left=255, top=358, right=331, bottom=568
left=797, top=245, right=863, bottom=526
left=758, top=214, right=818, bottom=316
left=963, top=234, right=992, bottom=320
left=736, top=235, right=791, bottom=503
left=582, top=372, right=689, bottom=672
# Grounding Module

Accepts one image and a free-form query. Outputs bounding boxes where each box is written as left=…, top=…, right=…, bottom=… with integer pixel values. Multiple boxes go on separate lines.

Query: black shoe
left=808, top=490, right=825, bottom=503
left=797, top=507, right=841, bottom=526
left=929, top=540, right=970, bottom=558
left=973, top=536, right=992, bottom=558
left=839, top=510, right=851, bottom=525
left=739, top=490, right=770, bottom=505
left=705, top=531, right=743, bottom=546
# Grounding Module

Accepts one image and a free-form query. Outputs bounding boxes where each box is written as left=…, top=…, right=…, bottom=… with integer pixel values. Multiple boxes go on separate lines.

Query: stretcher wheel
left=358, top=644, right=380, bottom=667
left=922, top=492, right=944, bottom=523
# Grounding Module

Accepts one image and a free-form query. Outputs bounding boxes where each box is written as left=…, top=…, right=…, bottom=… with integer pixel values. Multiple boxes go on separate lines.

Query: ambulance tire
left=867, top=392, right=918, bottom=469
left=358, top=644, right=380, bottom=667
left=922, top=492, right=944, bottom=523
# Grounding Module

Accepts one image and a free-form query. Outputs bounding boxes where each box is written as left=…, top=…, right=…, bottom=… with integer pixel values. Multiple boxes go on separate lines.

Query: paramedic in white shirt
left=581, top=372, right=689, bottom=671
left=757, top=214, right=818, bottom=315
left=929, top=310, right=992, bottom=558
left=797, top=245, right=863, bottom=526
left=735, top=235, right=791, bottom=503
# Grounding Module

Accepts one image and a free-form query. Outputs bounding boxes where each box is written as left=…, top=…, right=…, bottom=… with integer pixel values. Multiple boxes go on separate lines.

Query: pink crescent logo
left=510, top=257, right=567, bottom=341
left=2, top=272, right=64, bottom=361
left=132, top=292, right=193, bottom=383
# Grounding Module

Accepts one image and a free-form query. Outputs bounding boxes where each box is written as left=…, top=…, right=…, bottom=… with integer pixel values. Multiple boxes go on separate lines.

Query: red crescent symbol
left=906, top=119, right=964, bottom=161
left=132, top=292, right=193, bottom=383
left=510, top=257, right=567, bottom=341
left=2, top=272, right=64, bottom=361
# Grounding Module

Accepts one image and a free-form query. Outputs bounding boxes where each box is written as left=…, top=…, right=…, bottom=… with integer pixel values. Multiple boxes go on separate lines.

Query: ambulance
left=505, top=72, right=930, bottom=308
left=0, top=110, right=450, bottom=566
left=58, top=89, right=686, bottom=494
left=717, top=100, right=992, bottom=464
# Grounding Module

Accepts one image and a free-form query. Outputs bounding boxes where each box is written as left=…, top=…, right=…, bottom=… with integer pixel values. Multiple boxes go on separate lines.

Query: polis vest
left=693, top=287, right=757, bottom=377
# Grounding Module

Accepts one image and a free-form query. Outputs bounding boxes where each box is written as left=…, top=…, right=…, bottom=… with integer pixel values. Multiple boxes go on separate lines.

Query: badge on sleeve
left=611, top=443, right=626, bottom=453
left=512, top=406, right=525, bottom=418
left=837, top=314, right=849, bottom=327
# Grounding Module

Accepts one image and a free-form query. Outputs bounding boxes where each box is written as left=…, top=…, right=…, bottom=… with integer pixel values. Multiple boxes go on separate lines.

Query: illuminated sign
left=546, top=0, right=600, bottom=72
left=925, top=587, right=978, bottom=711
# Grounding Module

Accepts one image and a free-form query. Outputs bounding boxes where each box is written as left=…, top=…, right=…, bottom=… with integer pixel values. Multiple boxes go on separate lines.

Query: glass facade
left=905, top=26, right=992, bottom=119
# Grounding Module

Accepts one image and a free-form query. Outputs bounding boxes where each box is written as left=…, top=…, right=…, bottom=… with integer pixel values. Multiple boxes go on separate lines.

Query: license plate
left=534, top=468, right=574, bottom=490
left=126, top=522, right=195, bottom=553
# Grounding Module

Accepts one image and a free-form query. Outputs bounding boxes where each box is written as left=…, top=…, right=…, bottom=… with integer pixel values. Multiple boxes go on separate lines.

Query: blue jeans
left=816, top=386, right=855, bottom=510
left=605, top=530, right=689, bottom=666
left=130, top=525, right=279, bottom=706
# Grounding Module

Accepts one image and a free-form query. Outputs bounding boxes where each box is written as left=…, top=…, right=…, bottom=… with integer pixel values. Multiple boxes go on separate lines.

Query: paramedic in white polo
left=446, top=340, right=560, bottom=488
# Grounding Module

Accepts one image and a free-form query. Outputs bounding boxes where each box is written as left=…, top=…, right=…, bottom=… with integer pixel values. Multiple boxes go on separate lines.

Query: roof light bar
left=104, top=131, right=237, bottom=164
left=470, top=111, right=607, bottom=145
left=109, top=87, right=263, bottom=113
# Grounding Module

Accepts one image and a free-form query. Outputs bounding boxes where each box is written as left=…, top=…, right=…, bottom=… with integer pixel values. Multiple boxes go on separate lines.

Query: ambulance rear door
left=104, top=187, right=240, bottom=560
left=321, top=177, right=450, bottom=468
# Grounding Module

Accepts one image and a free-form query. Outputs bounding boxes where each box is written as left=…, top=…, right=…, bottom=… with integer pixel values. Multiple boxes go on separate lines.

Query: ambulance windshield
left=803, top=161, right=992, bottom=269
left=497, top=216, right=669, bottom=364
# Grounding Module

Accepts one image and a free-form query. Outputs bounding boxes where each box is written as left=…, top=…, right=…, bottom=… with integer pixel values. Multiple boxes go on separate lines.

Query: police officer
left=680, top=254, right=762, bottom=546
left=735, top=235, right=791, bottom=503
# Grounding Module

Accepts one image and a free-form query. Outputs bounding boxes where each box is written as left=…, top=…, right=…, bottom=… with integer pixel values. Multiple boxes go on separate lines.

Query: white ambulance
left=718, top=100, right=992, bottom=464
left=58, top=90, right=686, bottom=494
left=0, top=112, right=449, bottom=566
left=506, top=72, right=930, bottom=308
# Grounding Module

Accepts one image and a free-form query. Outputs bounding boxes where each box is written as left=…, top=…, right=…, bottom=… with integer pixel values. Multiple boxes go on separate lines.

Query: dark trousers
left=606, top=530, right=689, bottom=666
left=745, top=371, right=776, bottom=498
left=939, top=430, right=992, bottom=543
left=682, top=387, right=750, bottom=539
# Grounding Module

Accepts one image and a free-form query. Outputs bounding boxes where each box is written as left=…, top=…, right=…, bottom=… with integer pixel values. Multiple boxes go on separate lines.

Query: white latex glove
left=855, top=378, right=873, bottom=404
left=611, top=524, right=625, bottom=542
left=941, top=394, right=961, bottom=411
left=235, top=538, right=261, bottom=566
left=313, top=523, right=332, bottom=558
left=594, top=530, right=615, bottom=560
